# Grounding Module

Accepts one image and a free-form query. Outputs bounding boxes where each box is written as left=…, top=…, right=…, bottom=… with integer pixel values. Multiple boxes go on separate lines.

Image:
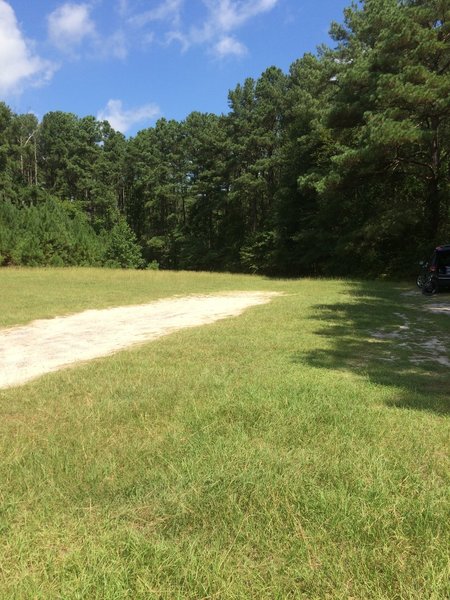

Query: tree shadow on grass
left=292, top=282, right=450, bottom=415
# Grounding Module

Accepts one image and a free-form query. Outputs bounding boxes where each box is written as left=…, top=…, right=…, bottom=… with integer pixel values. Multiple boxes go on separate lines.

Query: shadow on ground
left=293, top=283, right=450, bottom=415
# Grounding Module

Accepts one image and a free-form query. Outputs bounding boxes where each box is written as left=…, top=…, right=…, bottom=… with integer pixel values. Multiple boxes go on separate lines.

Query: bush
left=146, top=260, right=160, bottom=270
left=0, top=199, right=104, bottom=267
left=102, top=218, right=144, bottom=269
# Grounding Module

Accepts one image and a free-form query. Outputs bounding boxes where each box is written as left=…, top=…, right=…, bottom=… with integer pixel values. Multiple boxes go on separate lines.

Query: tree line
left=1, top=0, right=449, bottom=275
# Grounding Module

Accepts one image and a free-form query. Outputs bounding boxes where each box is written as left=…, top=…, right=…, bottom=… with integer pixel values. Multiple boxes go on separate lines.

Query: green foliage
left=289, top=0, right=450, bottom=274
left=239, top=231, right=278, bottom=274
left=146, top=259, right=160, bottom=270
left=1, top=0, right=449, bottom=275
left=0, top=200, right=103, bottom=267
left=102, top=217, right=144, bottom=269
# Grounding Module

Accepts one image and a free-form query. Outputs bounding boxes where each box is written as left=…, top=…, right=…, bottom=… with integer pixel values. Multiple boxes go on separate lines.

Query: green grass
left=0, top=267, right=291, bottom=328
left=0, top=268, right=449, bottom=599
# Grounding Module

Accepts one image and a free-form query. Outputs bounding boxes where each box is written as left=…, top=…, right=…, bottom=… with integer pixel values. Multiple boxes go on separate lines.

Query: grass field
left=0, top=268, right=449, bottom=599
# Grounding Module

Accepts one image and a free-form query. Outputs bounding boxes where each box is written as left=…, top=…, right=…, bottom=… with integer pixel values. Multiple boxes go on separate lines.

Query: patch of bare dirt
left=0, top=292, right=280, bottom=390
left=371, top=311, right=450, bottom=368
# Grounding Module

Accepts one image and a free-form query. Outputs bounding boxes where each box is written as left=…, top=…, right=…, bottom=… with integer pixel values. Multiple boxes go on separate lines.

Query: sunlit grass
left=0, top=267, right=294, bottom=328
left=0, top=269, right=448, bottom=598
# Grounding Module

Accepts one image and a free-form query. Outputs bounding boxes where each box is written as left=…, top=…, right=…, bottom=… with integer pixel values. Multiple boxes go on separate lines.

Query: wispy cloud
left=188, top=0, right=280, bottom=53
left=97, top=99, right=161, bottom=134
left=130, top=0, right=279, bottom=57
left=0, top=0, right=56, bottom=96
left=47, top=2, right=128, bottom=60
left=45, top=0, right=279, bottom=64
left=129, top=0, right=183, bottom=28
left=213, top=35, right=247, bottom=58
left=97, top=30, right=128, bottom=60
left=205, top=0, right=279, bottom=32
left=47, top=3, right=96, bottom=53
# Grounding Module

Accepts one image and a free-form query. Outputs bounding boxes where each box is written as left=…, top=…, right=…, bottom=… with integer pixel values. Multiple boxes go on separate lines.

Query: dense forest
left=1, top=0, right=449, bottom=275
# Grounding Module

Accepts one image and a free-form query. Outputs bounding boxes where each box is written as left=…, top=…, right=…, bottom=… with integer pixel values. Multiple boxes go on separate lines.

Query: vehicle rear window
left=437, top=250, right=450, bottom=267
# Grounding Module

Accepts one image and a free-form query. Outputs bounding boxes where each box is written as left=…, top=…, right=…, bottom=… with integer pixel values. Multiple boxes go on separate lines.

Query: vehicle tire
left=422, top=279, right=438, bottom=295
left=416, top=274, right=426, bottom=288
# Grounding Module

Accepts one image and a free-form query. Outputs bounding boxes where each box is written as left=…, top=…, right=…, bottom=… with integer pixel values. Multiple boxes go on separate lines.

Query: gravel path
left=0, top=292, right=280, bottom=389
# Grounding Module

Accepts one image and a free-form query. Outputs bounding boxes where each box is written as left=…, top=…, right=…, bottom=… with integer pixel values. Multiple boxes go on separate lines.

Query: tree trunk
left=427, top=126, right=441, bottom=240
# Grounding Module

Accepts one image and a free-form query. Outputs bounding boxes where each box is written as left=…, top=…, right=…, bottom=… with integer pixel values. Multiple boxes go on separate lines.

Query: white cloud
left=47, top=3, right=96, bottom=52
left=213, top=0, right=279, bottom=31
left=97, top=31, right=128, bottom=60
left=213, top=35, right=247, bottom=58
left=168, top=0, right=279, bottom=56
left=166, top=29, right=190, bottom=52
left=47, top=3, right=128, bottom=60
left=97, top=99, right=161, bottom=134
left=0, top=0, right=56, bottom=96
left=130, top=0, right=183, bottom=28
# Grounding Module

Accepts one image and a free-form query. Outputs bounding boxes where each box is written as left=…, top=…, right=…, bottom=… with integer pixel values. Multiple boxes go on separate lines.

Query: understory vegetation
left=0, top=199, right=143, bottom=269
left=1, top=0, right=449, bottom=275
left=0, top=269, right=448, bottom=598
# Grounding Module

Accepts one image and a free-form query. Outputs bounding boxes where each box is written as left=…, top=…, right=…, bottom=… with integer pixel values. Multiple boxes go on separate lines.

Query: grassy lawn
left=0, top=267, right=290, bottom=328
left=0, top=268, right=448, bottom=599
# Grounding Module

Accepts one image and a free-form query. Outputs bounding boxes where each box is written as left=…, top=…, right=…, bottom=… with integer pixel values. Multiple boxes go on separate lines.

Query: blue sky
left=0, top=0, right=351, bottom=135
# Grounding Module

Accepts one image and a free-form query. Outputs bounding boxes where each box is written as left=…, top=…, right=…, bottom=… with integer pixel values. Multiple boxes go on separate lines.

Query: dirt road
left=0, top=292, right=280, bottom=389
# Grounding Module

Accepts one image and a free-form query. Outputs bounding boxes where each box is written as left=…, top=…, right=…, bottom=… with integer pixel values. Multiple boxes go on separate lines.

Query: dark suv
left=421, top=244, right=450, bottom=295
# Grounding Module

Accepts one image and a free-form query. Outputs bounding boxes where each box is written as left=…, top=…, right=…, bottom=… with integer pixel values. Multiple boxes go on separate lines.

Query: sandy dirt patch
left=371, top=311, right=450, bottom=367
left=401, top=290, right=450, bottom=314
left=0, top=292, right=280, bottom=390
